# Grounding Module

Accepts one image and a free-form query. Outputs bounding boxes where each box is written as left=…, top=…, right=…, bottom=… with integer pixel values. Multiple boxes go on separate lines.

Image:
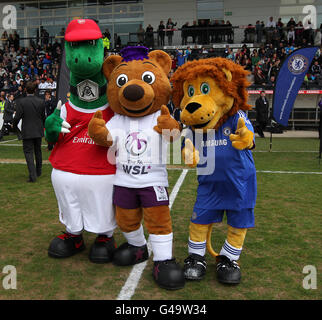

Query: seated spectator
left=181, top=22, right=189, bottom=45
left=272, top=29, right=281, bottom=47
left=176, top=49, right=187, bottom=67
left=251, top=49, right=260, bottom=66
left=244, top=24, right=255, bottom=43
left=285, top=43, right=295, bottom=55
left=311, top=61, right=321, bottom=77
left=295, top=21, right=304, bottom=45
left=254, top=62, right=266, bottom=85
left=303, top=19, right=314, bottom=44
left=287, top=17, right=296, bottom=30
left=255, top=20, right=263, bottom=43
left=226, top=48, right=235, bottom=61
left=267, top=75, right=276, bottom=88
left=276, top=18, right=284, bottom=39
left=266, top=17, right=276, bottom=43
left=287, top=27, right=295, bottom=44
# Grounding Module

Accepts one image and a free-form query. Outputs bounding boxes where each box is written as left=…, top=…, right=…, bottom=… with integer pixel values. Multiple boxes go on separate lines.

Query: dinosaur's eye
left=200, top=83, right=210, bottom=95
left=87, top=40, right=96, bottom=45
left=142, top=71, right=155, bottom=84
left=116, top=74, right=128, bottom=87
left=188, top=85, right=194, bottom=97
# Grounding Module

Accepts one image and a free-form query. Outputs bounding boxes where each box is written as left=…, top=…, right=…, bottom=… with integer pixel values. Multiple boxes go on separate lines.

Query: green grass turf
left=0, top=137, right=321, bottom=300
left=0, top=136, right=51, bottom=160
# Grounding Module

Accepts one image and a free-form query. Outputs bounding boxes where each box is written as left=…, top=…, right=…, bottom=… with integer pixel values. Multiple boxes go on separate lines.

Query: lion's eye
left=200, top=83, right=210, bottom=95
left=188, top=85, right=194, bottom=97
left=142, top=71, right=155, bottom=84
left=116, top=74, right=128, bottom=87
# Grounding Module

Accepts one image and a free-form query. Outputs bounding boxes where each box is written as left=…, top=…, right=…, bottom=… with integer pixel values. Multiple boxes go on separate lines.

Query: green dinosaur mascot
left=45, top=19, right=117, bottom=263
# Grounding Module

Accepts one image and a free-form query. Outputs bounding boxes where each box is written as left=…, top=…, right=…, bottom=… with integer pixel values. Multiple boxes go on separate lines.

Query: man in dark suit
left=13, top=81, right=46, bottom=182
left=255, top=90, right=269, bottom=138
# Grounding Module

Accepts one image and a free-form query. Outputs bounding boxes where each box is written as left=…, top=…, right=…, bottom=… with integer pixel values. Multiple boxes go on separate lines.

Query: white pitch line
left=0, top=138, right=18, bottom=144
left=0, top=162, right=321, bottom=175
left=116, top=169, right=189, bottom=301
left=165, top=168, right=322, bottom=175
left=253, top=150, right=318, bottom=153
left=0, top=144, right=48, bottom=147
left=256, top=170, right=322, bottom=175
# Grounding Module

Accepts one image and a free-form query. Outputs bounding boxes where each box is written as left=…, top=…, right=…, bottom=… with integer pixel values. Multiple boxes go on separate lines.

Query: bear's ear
left=102, top=55, right=123, bottom=79
left=148, top=50, right=172, bottom=75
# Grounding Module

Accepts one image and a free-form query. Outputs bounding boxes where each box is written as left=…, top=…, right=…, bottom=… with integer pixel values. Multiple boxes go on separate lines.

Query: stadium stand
left=0, top=17, right=321, bottom=131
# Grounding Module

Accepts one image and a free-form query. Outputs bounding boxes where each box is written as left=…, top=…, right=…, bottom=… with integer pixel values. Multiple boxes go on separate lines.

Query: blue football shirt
left=184, top=111, right=257, bottom=211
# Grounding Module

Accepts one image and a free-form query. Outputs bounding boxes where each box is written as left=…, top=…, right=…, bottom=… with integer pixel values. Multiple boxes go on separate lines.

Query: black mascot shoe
left=216, top=255, right=241, bottom=284
left=89, top=235, right=117, bottom=264
left=153, top=258, right=185, bottom=290
left=48, top=232, right=85, bottom=258
left=183, top=253, right=207, bottom=280
left=113, top=242, right=148, bottom=266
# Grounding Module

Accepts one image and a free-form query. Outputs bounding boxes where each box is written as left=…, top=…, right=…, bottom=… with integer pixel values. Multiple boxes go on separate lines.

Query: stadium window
left=197, top=0, right=224, bottom=20
left=68, top=0, right=84, bottom=7
left=114, top=4, right=128, bottom=14
left=100, top=6, right=113, bottom=13
left=129, top=4, right=143, bottom=12
left=24, top=3, right=40, bottom=18
left=84, top=0, right=98, bottom=5
left=40, top=1, right=68, bottom=9
left=84, top=7, right=98, bottom=15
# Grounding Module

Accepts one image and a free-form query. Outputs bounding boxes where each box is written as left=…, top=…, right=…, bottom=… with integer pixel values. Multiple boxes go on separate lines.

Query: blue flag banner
left=272, top=46, right=319, bottom=126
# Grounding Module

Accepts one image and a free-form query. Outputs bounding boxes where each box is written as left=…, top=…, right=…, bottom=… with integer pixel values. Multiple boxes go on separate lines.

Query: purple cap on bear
left=120, top=46, right=149, bottom=62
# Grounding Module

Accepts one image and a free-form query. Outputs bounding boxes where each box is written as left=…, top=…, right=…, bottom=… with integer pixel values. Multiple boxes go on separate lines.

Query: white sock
left=123, top=225, right=146, bottom=247
left=220, top=240, right=242, bottom=261
left=149, top=233, right=173, bottom=261
left=188, top=238, right=206, bottom=256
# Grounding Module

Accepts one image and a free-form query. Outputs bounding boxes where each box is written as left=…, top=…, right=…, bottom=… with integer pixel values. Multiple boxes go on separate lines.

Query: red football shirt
left=49, top=102, right=116, bottom=175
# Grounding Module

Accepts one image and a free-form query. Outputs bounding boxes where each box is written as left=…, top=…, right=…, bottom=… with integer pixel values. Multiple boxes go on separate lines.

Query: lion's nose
left=185, top=102, right=201, bottom=114
left=123, top=84, right=144, bottom=101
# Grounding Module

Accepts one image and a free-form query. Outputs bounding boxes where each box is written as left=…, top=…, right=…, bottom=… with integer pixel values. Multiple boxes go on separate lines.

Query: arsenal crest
left=77, top=79, right=99, bottom=102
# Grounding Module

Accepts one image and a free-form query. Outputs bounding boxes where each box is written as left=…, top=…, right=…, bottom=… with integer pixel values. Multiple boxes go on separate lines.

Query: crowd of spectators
left=0, top=29, right=62, bottom=139
left=136, top=16, right=322, bottom=49
left=1, top=15, right=322, bottom=123
left=166, top=42, right=322, bottom=89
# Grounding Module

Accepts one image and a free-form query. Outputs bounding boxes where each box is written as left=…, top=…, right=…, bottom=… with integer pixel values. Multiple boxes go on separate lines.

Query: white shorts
left=51, top=168, right=116, bottom=234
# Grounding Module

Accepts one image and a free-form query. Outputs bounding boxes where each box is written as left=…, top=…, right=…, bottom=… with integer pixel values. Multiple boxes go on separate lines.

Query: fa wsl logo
left=77, top=79, right=99, bottom=102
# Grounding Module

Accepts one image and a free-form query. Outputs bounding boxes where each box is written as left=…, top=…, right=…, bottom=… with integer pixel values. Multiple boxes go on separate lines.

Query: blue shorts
left=191, top=208, right=255, bottom=228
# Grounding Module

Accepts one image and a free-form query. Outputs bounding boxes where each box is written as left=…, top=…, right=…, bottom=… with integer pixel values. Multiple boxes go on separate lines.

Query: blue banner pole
left=270, top=46, right=319, bottom=152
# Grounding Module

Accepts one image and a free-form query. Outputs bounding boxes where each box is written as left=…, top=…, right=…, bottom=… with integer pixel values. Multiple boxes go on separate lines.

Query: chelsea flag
left=272, top=46, right=319, bottom=127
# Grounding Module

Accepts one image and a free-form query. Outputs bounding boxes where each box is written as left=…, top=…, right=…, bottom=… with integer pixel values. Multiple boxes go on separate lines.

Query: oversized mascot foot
left=153, top=259, right=185, bottom=290
left=113, top=242, right=148, bottom=266
left=216, top=255, right=241, bottom=284
left=183, top=254, right=207, bottom=280
left=89, top=235, right=117, bottom=264
left=48, top=232, right=85, bottom=258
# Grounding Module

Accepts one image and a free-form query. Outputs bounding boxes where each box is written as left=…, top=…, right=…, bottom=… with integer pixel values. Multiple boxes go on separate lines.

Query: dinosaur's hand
left=229, top=118, right=254, bottom=150
left=154, top=105, right=181, bottom=142
left=88, top=110, right=112, bottom=147
left=45, top=100, right=71, bottom=143
left=182, top=138, right=199, bottom=168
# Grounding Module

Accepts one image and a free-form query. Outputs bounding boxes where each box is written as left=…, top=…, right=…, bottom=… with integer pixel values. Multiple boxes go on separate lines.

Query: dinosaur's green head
left=65, top=38, right=104, bottom=78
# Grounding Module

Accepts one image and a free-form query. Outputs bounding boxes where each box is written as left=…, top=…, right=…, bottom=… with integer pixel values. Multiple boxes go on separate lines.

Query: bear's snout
left=123, top=84, right=144, bottom=102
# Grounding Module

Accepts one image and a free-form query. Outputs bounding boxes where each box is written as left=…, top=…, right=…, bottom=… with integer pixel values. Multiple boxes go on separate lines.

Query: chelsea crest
left=288, top=54, right=308, bottom=75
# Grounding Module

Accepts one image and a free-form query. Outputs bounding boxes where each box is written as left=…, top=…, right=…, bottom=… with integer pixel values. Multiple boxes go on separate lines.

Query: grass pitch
left=0, top=135, right=321, bottom=300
